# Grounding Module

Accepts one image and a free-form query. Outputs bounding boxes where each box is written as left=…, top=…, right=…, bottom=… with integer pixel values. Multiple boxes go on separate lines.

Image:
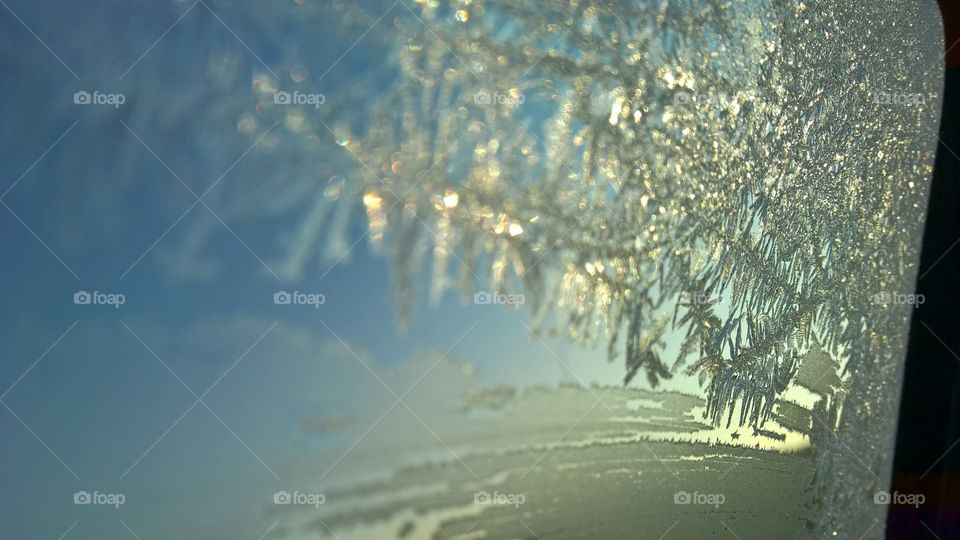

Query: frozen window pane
left=262, top=3, right=939, bottom=537
left=0, top=0, right=942, bottom=538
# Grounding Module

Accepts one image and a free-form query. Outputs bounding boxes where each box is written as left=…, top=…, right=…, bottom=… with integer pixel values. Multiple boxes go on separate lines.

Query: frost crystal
left=231, top=0, right=941, bottom=535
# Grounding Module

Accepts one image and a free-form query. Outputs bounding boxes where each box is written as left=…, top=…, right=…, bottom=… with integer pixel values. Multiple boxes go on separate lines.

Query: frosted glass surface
left=0, top=0, right=942, bottom=538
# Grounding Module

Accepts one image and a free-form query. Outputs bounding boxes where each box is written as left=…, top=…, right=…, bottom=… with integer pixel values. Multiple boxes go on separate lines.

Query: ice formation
left=179, top=0, right=942, bottom=536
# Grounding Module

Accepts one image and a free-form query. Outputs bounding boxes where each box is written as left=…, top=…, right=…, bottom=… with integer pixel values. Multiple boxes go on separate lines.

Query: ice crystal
left=223, top=1, right=942, bottom=534
left=254, top=0, right=931, bottom=421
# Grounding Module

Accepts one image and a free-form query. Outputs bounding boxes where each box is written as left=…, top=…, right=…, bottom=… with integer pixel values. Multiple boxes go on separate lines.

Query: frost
left=180, top=0, right=939, bottom=536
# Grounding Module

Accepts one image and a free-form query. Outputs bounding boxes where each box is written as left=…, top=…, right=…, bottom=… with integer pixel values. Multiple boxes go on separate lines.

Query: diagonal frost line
left=2, top=320, right=78, bottom=400
left=58, top=520, right=80, bottom=540
left=920, top=520, right=942, bottom=540
left=935, top=133, right=960, bottom=163
left=118, top=121, right=278, bottom=280
left=199, top=0, right=279, bottom=80
left=917, top=169, right=960, bottom=280
left=118, top=198, right=201, bottom=280
left=319, top=307, right=477, bottom=406
left=0, top=0, right=80, bottom=79
left=317, top=519, right=347, bottom=540
left=0, top=199, right=80, bottom=280
left=521, top=321, right=684, bottom=480
left=200, top=121, right=280, bottom=199
left=594, top=0, right=628, bottom=30
left=399, top=400, right=481, bottom=480
left=119, top=399, right=201, bottom=480
left=395, top=322, right=478, bottom=400
left=717, top=461, right=739, bottom=482
left=317, top=400, right=402, bottom=482
left=517, top=9, right=585, bottom=81
left=315, top=321, right=478, bottom=481
left=317, top=227, right=372, bottom=281
left=199, top=321, right=279, bottom=399
left=856, top=519, right=879, bottom=540
left=1, top=120, right=80, bottom=200
left=399, top=0, right=470, bottom=69
left=120, top=320, right=199, bottom=398
left=721, top=520, right=744, bottom=540
left=658, top=520, right=680, bottom=539
left=919, top=320, right=960, bottom=366
left=316, top=0, right=401, bottom=83
left=322, top=315, right=483, bottom=461
left=519, top=388, right=612, bottom=479
left=200, top=401, right=280, bottom=479
left=258, top=520, right=280, bottom=540
left=119, top=321, right=279, bottom=479
left=118, top=0, right=202, bottom=79
left=120, top=520, right=142, bottom=540
left=120, top=121, right=199, bottom=198
left=458, top=521, right=480, bottom=540
left=318, top=320, right=398, bottom=399
left=911, top=36, right=960, bottom=100
left=917, top=321, right=960, bottom=479
left=0, top=399, right=80, bottom=479
left=921, top=434, right=960, bottom=479
left=197, top=200, right=280, bottom=279
left=521, top=322, right=682, bottom=480
left=807, top=407, right=880, bottom=482
left=122, top=120, right=279, bottom=277
left=520, top=521, right=542, bottom=540
left=909, top=122, right=956, bottom=281
left=918, top=234, right=960, bottom=281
